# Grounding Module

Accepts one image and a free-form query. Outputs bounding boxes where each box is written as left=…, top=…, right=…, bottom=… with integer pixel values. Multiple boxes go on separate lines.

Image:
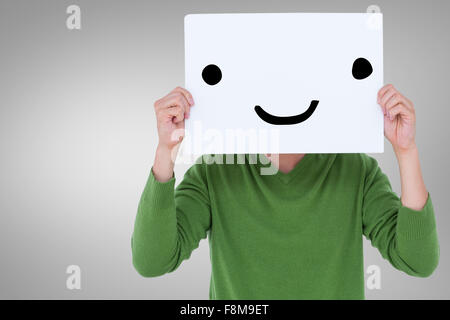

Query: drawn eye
left=202, top=64, right=222, bottom=85
left=352, top=58, right=373, bottom=80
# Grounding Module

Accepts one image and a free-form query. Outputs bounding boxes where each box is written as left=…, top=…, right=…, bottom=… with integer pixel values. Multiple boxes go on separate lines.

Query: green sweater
left=132, top=153, right=439, bottom=299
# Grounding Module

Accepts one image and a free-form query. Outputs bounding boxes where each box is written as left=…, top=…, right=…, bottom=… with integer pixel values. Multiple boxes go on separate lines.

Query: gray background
left=0, top=0, right=449, bottom=299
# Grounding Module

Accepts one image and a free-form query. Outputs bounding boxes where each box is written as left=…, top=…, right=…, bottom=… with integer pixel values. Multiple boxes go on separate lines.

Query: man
left=131, top=84, right=439, bottom=299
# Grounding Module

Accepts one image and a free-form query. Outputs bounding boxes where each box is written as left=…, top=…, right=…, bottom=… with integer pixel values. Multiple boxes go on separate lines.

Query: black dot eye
left=352, top=58, right=373, bottom=80
left=202, top=64, right=222, bottom=85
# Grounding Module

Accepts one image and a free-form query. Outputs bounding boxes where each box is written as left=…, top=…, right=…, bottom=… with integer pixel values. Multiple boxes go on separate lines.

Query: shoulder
left=336, top=153, right=378, bottom=165
left=184, top=154, right=245, bottom=178
left=333, top=153, right=380, bottom=177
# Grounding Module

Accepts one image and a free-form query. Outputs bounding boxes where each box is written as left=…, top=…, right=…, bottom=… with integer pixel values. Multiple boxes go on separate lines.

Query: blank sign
left=184, top=13, right=384, bottom=154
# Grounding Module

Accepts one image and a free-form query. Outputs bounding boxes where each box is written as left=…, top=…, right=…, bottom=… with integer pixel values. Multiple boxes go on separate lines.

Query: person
left=131, top=84, right=439, bottom=299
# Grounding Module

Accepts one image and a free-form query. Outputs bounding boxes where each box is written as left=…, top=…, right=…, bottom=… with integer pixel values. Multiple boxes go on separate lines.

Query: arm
left=131, top=87, right=211, bottom=277
left=378, top=84, right=427, bottom=210
left=361, top=84, right=440, bottom=277
left=132, top=157, right=211, bottom=277
left=362, top=154, right=439, bottom=277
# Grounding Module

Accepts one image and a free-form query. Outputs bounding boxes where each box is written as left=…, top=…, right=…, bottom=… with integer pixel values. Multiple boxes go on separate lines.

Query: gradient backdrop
left=0, top=0, right=449, bottom=299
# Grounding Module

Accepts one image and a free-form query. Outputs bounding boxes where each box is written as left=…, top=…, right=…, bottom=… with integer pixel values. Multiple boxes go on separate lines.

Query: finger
left=155, top=92, right=188, bottom=109
left=172, top=86, right=195, bottom=106
left=379, top=88, right=397, bottom=114
left=184, top=104, right=191, bottom=119
left=388, top=104, right=412, bottom=121
left=385, top=101, right=401, bottom=120
left=158, top=92, right=190, bottom=118
left=378, top=84, right=394, bottom=102
left=168, top=91, right=191, bottom=118
left=167, top=92, right=190, bottom=109
left=171, top=88, right=193, bottom=117
left=379, top=88, right=396, bottom=105
left=385, top=94, right=403, bottom=111
left=169, top=106, right=185, bottom=124
left=158, top=105, right=182, bottom=119
left=169, top=92, right=191, bottom=118
left=159, top=105, right=184, bottom=123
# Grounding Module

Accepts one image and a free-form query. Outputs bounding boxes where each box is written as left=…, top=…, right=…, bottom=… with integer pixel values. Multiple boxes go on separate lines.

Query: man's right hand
left=154, top=86, right=194, bottom=150
left=152, top=87, right=194, bottom=182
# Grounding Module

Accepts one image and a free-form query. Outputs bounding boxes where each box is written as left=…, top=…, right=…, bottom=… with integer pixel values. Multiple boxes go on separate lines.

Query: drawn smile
left=254, top=100, right=319, bottom=125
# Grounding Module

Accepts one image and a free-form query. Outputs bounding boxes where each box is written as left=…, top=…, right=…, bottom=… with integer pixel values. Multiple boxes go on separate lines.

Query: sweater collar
left=245, top=153, right=331, bottom=184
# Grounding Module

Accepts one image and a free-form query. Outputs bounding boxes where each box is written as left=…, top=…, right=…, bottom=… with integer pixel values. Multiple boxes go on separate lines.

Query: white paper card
left=184, top=13, right=383, bottom=154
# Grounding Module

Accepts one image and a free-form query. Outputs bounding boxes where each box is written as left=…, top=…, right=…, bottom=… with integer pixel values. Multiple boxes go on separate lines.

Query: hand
left=377, top=84, right=416, bottom=152
left=152, top=87, right=194, bottom=182
left=154, top=86, right=194, bottom=151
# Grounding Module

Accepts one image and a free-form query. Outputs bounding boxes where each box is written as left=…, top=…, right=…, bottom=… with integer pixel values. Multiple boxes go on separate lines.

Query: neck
left=265, top=153, right=306, bottom=174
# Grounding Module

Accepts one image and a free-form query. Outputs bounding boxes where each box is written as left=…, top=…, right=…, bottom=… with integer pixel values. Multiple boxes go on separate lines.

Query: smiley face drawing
left=200, top=57, right=373, bottom=125
left=185, top=13, right=384, bottom=154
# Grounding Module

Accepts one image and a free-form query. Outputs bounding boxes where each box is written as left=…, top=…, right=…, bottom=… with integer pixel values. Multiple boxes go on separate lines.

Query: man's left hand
left=377, top=84, right=416, bottom=152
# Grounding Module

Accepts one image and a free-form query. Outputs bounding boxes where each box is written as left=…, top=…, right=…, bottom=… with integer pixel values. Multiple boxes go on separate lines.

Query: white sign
left=184, top=13, right=384, bottom=154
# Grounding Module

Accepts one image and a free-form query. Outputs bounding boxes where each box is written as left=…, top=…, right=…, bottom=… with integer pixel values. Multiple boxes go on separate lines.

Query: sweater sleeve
left=131, top=160, right=211, bottom=277
left=361, top=154, right=439, bottom=277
